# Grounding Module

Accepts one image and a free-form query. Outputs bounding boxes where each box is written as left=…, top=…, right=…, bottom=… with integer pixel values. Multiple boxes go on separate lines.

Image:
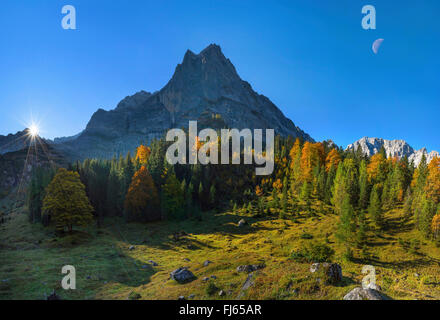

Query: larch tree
left=432, top=213, right=440, bottom=239
left=425, top=156, right=440, bottom=204
left=124, top=166, right=160, bottom=222
left=136, top=144, right=151, bottom=167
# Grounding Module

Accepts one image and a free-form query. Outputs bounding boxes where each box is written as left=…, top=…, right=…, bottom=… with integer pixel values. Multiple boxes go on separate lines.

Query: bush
left=205, top=281, right=219, bottom=296
left=291, top=242, right=335, bottom=263
left=128, top=291, right=141, bottom=300
left=300, top=232, right=313, bottom=240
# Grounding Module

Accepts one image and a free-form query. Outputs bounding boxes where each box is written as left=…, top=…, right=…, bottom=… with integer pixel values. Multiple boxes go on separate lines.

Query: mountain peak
left=347, top=137, right=438, bottom=166
left=58, top=44, right=314, bottom=160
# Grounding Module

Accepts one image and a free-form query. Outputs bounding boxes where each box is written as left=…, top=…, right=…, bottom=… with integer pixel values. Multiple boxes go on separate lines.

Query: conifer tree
left=368, top=184, right=383, bottom=229
left=162, top=169, right=185, bottom=220
left=336, top=196, right=357, bottom=258
left=358, top=160, right=369, bottom=209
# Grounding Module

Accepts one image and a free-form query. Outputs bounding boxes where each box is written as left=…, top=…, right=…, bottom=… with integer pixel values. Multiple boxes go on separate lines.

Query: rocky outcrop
left=343, top=287, right=389, bottom=300
left=0, top=129, right=34, bottom=155
left=236, top=264, right=266, bottom=273
left=170, top=267, right=196, bottom=283
left=56, top=44, right=314, bottom=160
left=310, top=262, right=342, bottom=284
left=346, top=137, right=439, bottom=166
left=0, top=142, right=67, bottom=196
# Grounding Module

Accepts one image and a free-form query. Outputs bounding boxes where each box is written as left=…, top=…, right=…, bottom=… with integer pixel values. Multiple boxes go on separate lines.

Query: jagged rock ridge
left=346, top=137, right=439, bottom=166
left=0, top=129, right=33, bottom=155
left=57, top=44, right=313, bottom=160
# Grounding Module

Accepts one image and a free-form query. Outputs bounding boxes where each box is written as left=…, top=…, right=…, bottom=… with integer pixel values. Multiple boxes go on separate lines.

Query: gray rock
left=178, top=296, right=185, bottom=300
left=52, top=44, right=313, bottom=162
left=188, top=294, right=195, bottom=299
left=219, top=290, right=226, bottom=296
left=203, top=260, right=212, bottom=267
left=237, top=264, right=265, bottom=273
left=148, top=260, right=158, bottom=266
left=202, top=277, right=210, bottom=282
left=365, top=282, right=381, bottom=291
left=237, top=273, right=255, bottom=298
left=128, top=245, right=135, bottom=251
left=210, top=275, right=217, bottom=279
left=183, top=258, right=190, bottom=262
left=170, top=267, right=196, bottom=284
left=346, top=137, right=439, bottom=167
left=309, top=262, right=342, bottom=284
left=343, top=287, right=389, bottom=300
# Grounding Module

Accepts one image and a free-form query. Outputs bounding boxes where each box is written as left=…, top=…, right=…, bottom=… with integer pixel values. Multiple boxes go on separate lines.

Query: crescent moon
left=372, top=38, right=384, bottom=54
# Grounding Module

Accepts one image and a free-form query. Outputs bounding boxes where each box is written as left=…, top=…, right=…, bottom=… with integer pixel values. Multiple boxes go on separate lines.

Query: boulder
left=365, top=282, right=381, bottom=291
left=203, top=260, right=213, bottom=267
left=128, top=245, right=135, bottom=251
left=343, top=287, right=389, bottom=300
left=148, top=260, right=158, bottom=266
left=170, top=267, right=196, bottom=284
left=219, top=290, right=226, bottom=296
left=237, top=264, right=265, bottom=273
left=237, top=273, right=255, bottom=298
left=310, top=262, right=342, bottom=284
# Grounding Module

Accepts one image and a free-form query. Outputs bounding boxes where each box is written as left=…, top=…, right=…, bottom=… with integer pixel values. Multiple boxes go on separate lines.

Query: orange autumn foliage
left=136, top=145, right=151, bottom=166
left=432, top=213, right=440, bottom=238
left=425, top=156, right=440, bottom=203
left=124, top=166, right=160, bottom=222
left=300, top=142, right=325, bottom=182
left=289, top=139, right=301, bottom=165
left=367, top=153, right=387, bottom=182
left=273, top=178, right=282, bottom=191
left=325, top=149, right=341, bottom=172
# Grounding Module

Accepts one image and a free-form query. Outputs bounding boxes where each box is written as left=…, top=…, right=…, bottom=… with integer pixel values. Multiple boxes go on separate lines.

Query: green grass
left=1, top=196, right=440, bottom=300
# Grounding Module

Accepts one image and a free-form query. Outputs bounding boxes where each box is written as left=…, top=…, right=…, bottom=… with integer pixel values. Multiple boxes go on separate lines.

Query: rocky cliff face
left=58, top=44, right=313, bottom=160
left=346, top=137, right=439, bottom=166
left=0, top=129, right=32, bottom=155
left=0, top=142, right=67, bottom=197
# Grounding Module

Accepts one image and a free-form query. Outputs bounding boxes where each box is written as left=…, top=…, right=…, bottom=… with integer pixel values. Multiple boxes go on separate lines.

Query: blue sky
left=0, top=0, right=439, bottom=151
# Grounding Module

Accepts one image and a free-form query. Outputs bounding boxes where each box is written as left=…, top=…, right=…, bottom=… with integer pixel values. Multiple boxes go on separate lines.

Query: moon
left=372, top=38, right=384, bottom=54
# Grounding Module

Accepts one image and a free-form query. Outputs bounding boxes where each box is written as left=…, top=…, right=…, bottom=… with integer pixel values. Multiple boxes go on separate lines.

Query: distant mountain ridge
left=0, top=129, right=47, bottom=155
left=346, top=137, right=439, bottom=166
left=56, top=44, right=314, bottom=160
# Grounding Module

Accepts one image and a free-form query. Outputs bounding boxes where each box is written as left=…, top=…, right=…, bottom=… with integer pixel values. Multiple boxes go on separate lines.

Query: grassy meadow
left=1, top=193, right=440, bottom=300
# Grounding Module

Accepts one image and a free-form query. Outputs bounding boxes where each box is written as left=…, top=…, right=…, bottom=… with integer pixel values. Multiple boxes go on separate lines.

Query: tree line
left=27, top=134, right=440, bottom=246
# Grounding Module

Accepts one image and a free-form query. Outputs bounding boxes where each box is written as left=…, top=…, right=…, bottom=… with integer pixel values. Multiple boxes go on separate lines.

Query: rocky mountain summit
left=57, top=44, right=313, bottom=160
left=0, top=129, right=33, bottom=155
left=346, top=137, right=439, bottom=166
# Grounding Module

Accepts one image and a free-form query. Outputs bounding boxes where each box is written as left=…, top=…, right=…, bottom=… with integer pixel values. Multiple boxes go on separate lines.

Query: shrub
left=291, top=242, right=335, bottom=263
left=205, top=281, right=219, bottom=296
left=300, top=232, right=314, bottom=240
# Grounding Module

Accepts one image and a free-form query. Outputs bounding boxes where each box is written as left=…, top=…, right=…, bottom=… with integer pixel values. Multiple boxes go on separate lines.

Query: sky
left=0, top=0, right=439, bottom=151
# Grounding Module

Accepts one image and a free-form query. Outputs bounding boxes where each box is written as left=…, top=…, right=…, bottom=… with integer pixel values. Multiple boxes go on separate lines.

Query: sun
left=29, top=124, right=39, bottom=138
